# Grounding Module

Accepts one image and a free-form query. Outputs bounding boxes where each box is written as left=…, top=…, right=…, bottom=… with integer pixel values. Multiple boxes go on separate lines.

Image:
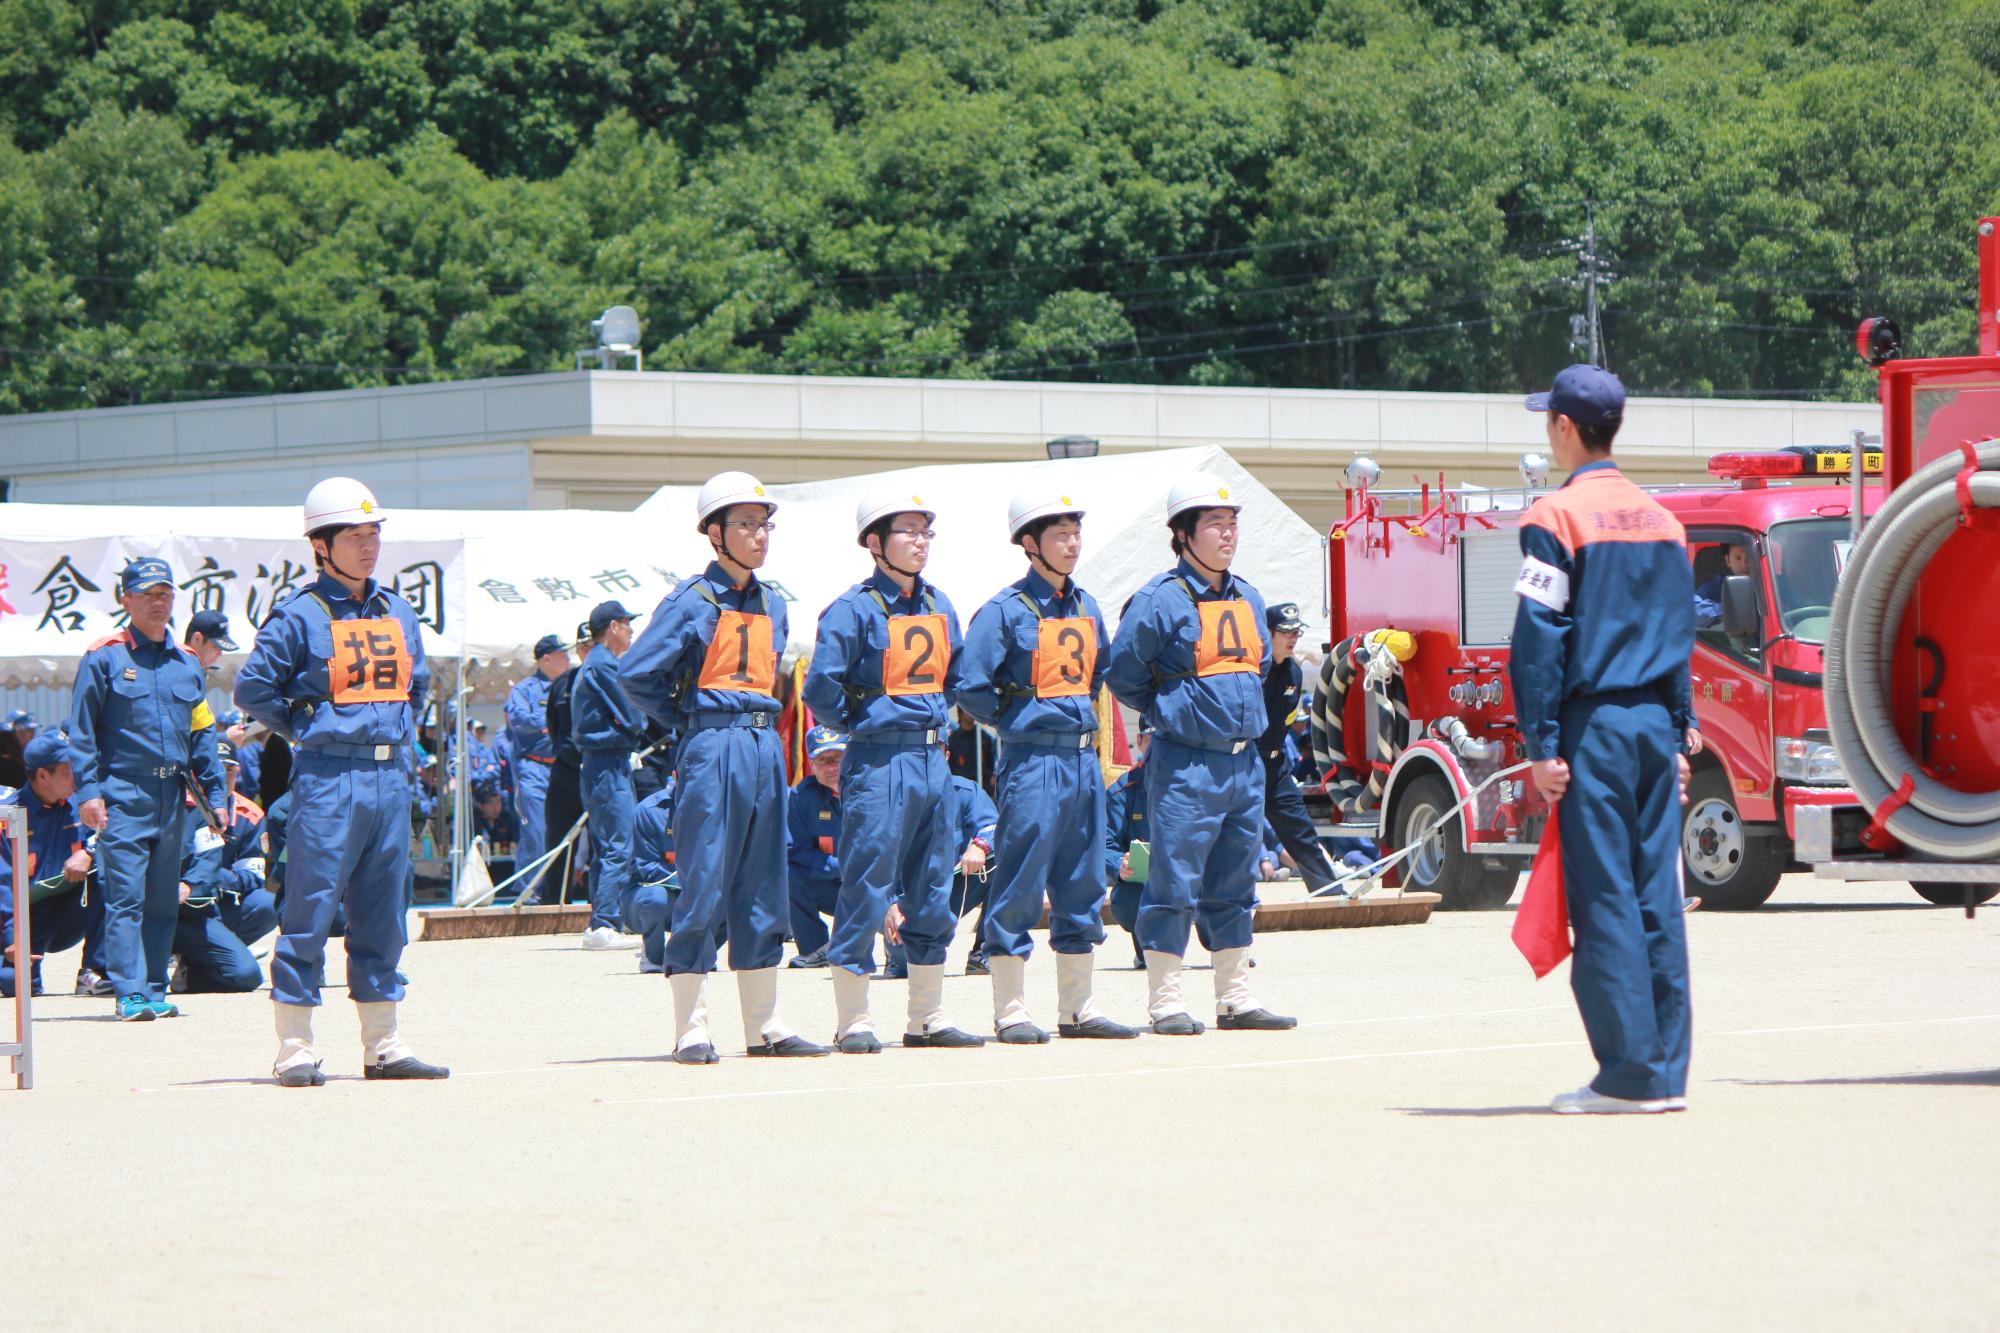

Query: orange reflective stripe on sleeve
left=1193, top=600, right=1261, bottom=678
left=1031, top=617, right=1097, bottom=698
left=882, top=614, right=950, bottom=696
left=326, top=618, right=413, bottom=704
left=696, top=610, right=777, bottom=695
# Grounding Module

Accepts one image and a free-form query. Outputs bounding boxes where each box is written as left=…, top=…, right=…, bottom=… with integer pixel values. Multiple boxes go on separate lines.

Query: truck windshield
left=1765, top=518, right=1847, bottom=643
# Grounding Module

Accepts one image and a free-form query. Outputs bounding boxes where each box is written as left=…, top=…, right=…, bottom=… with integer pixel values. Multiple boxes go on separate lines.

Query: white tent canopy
left=0, top=447, right=1327, bottom=690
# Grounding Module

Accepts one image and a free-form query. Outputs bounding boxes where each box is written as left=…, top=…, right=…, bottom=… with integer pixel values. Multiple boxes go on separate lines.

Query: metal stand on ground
left=2, top=805, right=33, bottom=1090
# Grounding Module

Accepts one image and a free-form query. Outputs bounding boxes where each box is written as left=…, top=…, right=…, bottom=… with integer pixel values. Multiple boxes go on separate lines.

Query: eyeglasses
left=723, top=520, right=777, bottom=535
left=888, top=527, right=936, bottom=541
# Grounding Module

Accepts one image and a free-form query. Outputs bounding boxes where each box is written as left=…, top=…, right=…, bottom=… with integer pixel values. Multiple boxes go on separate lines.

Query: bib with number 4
left=1031, top=618, right=1097, bottom=698
left=328, top=618, right=413, bottom=703
left=883, top=614, right=950, bottom=696
left=1193, top=600, right=1261, bottom=677
left=696, top=609, right=778, bottom=695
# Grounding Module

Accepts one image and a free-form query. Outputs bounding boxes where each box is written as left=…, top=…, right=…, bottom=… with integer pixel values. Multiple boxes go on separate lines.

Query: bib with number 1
left=1193, top=600, right=1261, bottom=677
left=696, top=609, right=777, bottom=695
left=328, top=618, right=414, bottom=703
left=883, top=614, right=950, bottom=696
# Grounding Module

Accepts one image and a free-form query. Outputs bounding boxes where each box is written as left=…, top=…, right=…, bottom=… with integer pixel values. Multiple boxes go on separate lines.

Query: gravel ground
left=4, top=871, right=1995, bottom=1332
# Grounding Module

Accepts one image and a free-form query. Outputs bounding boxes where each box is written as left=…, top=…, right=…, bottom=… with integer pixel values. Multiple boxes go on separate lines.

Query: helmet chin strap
left=875, top=553, right=922, bottom=581
left=317, top=529, right=365, bottom=586
left=1022, top=539, right=1068, bottom=584
left=1182, top=543, right=1228, bottom=582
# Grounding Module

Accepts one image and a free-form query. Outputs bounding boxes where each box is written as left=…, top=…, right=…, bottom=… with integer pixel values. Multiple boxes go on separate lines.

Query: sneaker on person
left=116, top=994, right=155, bottom=1022
left=787, top=947, right=829, bottom=969
left=75, top=967, right=113, bottom=997
left=1683, top=896, right=1701, bottom=913
left=169, top=956, right=190, bottom=994
left=1550, top=1085, right=1671, bottom=1114
left=582, top=926, right=636, bottom=950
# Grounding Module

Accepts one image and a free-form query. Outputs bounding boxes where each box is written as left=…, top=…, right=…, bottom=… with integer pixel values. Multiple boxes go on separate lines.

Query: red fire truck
left=1311, top=216, right=2000, bottom=911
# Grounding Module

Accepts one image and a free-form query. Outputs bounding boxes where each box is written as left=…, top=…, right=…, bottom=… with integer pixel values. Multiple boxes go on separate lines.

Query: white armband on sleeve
left=1513, top=555, right=1570, bottom=611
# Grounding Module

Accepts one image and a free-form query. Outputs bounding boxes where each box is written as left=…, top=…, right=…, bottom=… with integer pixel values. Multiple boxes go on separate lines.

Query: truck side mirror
left=1720, top=574, right=1759, bottom=642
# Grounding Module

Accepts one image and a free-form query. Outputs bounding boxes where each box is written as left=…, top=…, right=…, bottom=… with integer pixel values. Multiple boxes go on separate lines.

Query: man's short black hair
left=1576, top=419, right=1619, bottom=452
left=861, top=515, right=895, bottom=555
left=1016, top=513, right=1080, bottom=549
left=1168, top=510, right=1200, bottom=556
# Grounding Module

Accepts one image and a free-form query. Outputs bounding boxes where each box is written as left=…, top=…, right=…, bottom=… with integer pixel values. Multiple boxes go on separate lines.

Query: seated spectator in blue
left=1104, top=722, right=1153, bottom=970
left=785, top=727, right=847, bottom=970
left=472, top=779, right=519, bottom=854
left=208, top=739, right=278, bottom=954
left=883, top=770, right=995, bottom=980
left=627, top=775, right=678, bottom=975
left=453, top=719, right=503, bottom=790
left=1, top=734, right=102, bottom=998
left=1694, top=543, right=1750, bottom=628
left=167, top=788, right=264, bottom=996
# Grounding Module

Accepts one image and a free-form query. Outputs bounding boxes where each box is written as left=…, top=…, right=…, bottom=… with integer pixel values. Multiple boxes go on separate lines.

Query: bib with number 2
left=1193, top=600, right=1261, bottom=678
left=328, top=618, right=413, bottom=703
left=882, top=614, right=949, bottom=696
left=1031, top=617, right=1097, bottom=698
left=696, top=609, right=777, bottom=695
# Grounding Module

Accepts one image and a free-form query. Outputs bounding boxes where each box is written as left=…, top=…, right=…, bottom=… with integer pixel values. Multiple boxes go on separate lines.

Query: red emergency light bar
left=1707, top=445, right=1884, bottom=483
left=1708, top=452, right=1804, bottom=479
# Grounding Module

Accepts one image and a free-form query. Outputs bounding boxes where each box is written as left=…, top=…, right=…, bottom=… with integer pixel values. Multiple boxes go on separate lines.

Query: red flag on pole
left=1512, top=806, right=1571, bottom=978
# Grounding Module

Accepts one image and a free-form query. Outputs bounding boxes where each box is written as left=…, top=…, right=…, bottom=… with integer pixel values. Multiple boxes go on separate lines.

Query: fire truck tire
left=1680, top=768, right=1784, bottom=910
left=1910, top=881, right=2000, bottom=907
left=1393, top=773, right=1516, bottom=910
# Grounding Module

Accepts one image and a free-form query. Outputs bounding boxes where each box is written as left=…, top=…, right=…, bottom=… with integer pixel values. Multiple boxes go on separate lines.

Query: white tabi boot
left=832, top=967, right=880, bottom=1054
left=739, top=967, right=828, bottom=1058
left=357, top=1001, right=450, bottom=1079
left=273, top=1002, right=324, bottom=1087
left=1145, top=950, right=1204, bottom=1035
left=903, top=962, right=984, bottom=1048
left=988, top=954, right=1048, bottom=1044
left=1211, top=946, right=1296, bottom=1030
left=670, top=973, right=718, bottom=1064
left=1055, top=951, right=1139, bottom=1039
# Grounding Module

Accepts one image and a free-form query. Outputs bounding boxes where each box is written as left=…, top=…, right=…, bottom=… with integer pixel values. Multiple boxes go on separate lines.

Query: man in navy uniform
left=1, top=734, right=97, bottom=998
left=785, top=726, right=847, bottom=970
left=571, top=600, right=644, bottom=951
left=1258, top=602, right=1343, bottom=895
left=506, top=634, right=569, bottom=893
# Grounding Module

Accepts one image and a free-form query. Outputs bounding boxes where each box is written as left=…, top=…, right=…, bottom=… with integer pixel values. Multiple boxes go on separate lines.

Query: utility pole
left=1583, top=200, right=1602, bottom=365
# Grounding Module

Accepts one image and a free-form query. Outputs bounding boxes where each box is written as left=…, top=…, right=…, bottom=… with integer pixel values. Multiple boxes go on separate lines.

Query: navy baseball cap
left=120, top=557, right=173, bottom=593
left=1266, top=601, right=1307, bottom=633
left=185, top=609, right=238, bottom=651
left=1526, top=364, right=1625, bottom=427
left=533, top=634, right=565, bottom=658
left=806, top=726, right=848, bottom=758
left=6, top=709, right=33, bottom=729
left=23, top=733, right=67, bottom=772
left=588, top=600, right=639, bottom=635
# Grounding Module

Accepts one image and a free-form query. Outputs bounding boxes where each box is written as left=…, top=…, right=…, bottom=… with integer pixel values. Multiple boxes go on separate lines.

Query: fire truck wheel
left=1910, top=881, right=2000, bottom=907
left=1680, top=768, right=1784, bottom=910
left=1393, top=773, right=1516, bottom=910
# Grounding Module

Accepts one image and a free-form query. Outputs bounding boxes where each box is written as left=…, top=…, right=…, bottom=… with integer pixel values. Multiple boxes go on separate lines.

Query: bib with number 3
left=696, top=609, right=777, bottom=695
left=1193, top=600, right=1261, bottom=677
left=883, top=614, right=949, bottom=696
left=328, top=618, right=413, bottom=703
left=1030, top=617, right=1097, bottom=698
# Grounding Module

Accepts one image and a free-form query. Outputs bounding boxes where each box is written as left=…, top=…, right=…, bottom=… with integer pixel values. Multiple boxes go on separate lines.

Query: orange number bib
left=328, top=618, right=413, bottom=703
left=1193, top=600, right=1261, bottom=678
left=883, top=614, right=949, bottom=697
left=1031, top=617, right=1097, bottom=698
left=696, top=609, right=777, bottom=695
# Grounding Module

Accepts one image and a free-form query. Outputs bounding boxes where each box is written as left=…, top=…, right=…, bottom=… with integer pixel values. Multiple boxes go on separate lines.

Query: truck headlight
left=1776, top=734, right=1845, bottom=785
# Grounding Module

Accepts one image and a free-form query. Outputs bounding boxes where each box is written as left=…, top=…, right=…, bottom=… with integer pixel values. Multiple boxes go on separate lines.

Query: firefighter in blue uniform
left=1512, top=365, right=1697, bottom=1115
left=1, top=734, right=97, bottom=998
left=1104, top=720, right=1153, bottom=970
left=628, top=775, right=677, bottom=975
left=907, top=771, right=996, bottom=980
left=1258, top=602, right=1345, bottom=895
left=209, top=741, right=278, bottom=949
left=802, top=483, right=984, bottom=1053
left=68, top=557, right=228, bottom=1021
left=167, top=777, right=263, bottom=995
left=958, top=484, right=1138, bottom=1042
left=235, top=477, right=448, bottom=1085
left=1105, top=473, right=1296, bottom=1036
left=785, top=726, right=847, bottom=969
left=571, top=599, right=644, bottom=952
left=507, top=634, right=569, bottom=886
left=622, top=472, right=823, bottom=1062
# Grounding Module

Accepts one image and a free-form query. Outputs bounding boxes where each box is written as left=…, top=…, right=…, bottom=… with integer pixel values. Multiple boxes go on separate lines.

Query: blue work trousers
left=790, top=872, right=839, bottom=956
left=219, top=888, right=278, bottom=946
left=624, top=880, right=672, bottom=970
left=97, top=775, right=189, bottom=1002
left=985, top=741, right=1107, bottom=959
left=514, top=759, right=551, bottom=882
left=1138, top=736, right=1263, bottom=957
left=1559, top=693, right=1692, bottom=1102
left=580, top=751, right=635, bottom=933
left=665, top=726, right=787, bottom=974
left=1, top=882, right=97, bottom=997
left=829, top=741, right=956, bottom=973
left=270, top=754, right=412, bottom=1008
left=172, top=909, right=263, bottom=993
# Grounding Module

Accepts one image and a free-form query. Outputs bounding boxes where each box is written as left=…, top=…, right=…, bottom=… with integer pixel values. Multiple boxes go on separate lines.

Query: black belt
left=1002, top=733, right=1095, bottom=751
left=850, top=730, right=940, bottom=749
left=116, top=764, right=183, bottom=780
left=687, top=710, right=775, bottom=731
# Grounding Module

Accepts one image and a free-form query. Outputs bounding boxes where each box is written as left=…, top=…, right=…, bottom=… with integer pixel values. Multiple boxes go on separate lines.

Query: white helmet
left=1007, top=485, right=1085, bottom=541
left=695, top=470, right=777, bottom=534
left=302, top=477, right=388, bottom=536
left=1165, top=471, right=1240, bottom=521
left=855, top=484, right=937, bottom=546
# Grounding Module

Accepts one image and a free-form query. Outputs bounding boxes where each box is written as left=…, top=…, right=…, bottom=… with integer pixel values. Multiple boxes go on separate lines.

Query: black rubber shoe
left=996, top=1022, right=1050, bottom=1045
left=275, top=1063, right=327, bottom=1087
left=747, top=1035, right=830, bottom=1058
left=1150, top=1013, right=1206, bottom=1036
left=904, top=1026, right=986, bottom=1048
left=1216, top=1008, right=1296, bottom=1031
left=672, top=1043, right=721, bottom=1065
left=963, top=952, right=990, bottom=976
left=1059, top=1016, right=1141, bottom=1040
left=364, top=1056, right=452, bottom=1080
left=787, top=947, right=830, bottom=969
left=837, top=1031, right=882, bottom=1055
